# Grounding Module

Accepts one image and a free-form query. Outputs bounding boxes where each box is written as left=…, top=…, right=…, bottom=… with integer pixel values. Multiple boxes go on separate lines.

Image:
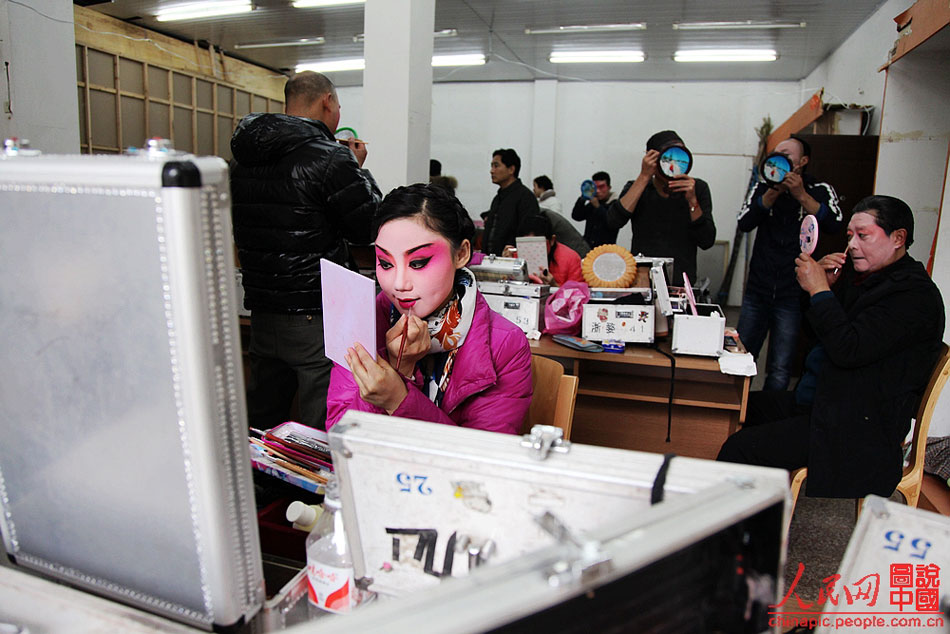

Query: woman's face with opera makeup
left=375, top=216, right=470, bottom=318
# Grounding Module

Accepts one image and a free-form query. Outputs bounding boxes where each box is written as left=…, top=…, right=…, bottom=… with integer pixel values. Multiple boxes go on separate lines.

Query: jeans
left=736, top=290, right=802, bottom=392
left=247, top=311, right=333, bottom=430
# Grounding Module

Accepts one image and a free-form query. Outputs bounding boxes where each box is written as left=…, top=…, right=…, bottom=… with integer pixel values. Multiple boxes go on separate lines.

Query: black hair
left=852, top=195, right=915, bottom=248
left=284, top=71, right=335, bottom=106
left=430, top=175, right=458, bottom=195
left=429, top=159, right=442, bottom=177
left=592, top=171, right=610, bottom=186
left=372, top=183, right=475, bottom=256
left=492, top=148, right=521, bottom=178
left=517, top=213, right=554, bottom=240
left=646, top=130, right=684, bottom=152
left=533, top=175, right=553, bottom=191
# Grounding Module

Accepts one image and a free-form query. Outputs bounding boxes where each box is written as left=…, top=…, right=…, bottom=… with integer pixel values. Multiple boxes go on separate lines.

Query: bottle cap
left=286, top=500, right=317, bottom=526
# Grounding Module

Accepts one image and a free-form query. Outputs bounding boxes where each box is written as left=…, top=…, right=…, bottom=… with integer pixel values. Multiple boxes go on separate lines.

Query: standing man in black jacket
left=571, top=170, right=619, bottom=248
left=230, top=71, right=381, bottom=430
left=736, top=136, right=843, bottom=391
left=483, top=148, right=539, bottom=255
left=719, top=195, right=944, bottom=498
left=605, top=130, right=716, bottom=283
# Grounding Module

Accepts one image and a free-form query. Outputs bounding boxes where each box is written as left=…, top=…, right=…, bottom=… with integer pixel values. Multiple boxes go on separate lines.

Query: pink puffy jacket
left=326, top=290, right=532, bottom=434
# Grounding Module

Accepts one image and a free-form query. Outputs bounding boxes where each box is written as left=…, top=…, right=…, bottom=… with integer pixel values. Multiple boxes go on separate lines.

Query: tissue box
left=671, top=304, right=725, bottom=357
left=582, top=304, right=654, bottom=343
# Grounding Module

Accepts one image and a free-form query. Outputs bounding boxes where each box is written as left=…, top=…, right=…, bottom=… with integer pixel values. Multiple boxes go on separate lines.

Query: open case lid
left=329, top=412, right=789, bottom=598
left=0, top=150, right=263, bottom=630
left=815, top=496, right=950, bottom=633
left=311, top=466, right=789, bottom=634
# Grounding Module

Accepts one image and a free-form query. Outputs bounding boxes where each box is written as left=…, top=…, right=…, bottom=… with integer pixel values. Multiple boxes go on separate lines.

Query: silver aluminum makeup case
left=0, top=141, right=264, bottom=630
left=816, top=496, right=950, bottom=634
left=318, top=411, right=789, bottom=633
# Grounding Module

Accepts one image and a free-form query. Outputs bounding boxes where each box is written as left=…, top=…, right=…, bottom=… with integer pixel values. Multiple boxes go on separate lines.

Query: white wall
left=802, top=0, right=913, bottom=135
left=874, top=45, right=950, bottom=268
left=0, top=0, right=79, bottom=153
left=342, top=79, right=802, bottom=304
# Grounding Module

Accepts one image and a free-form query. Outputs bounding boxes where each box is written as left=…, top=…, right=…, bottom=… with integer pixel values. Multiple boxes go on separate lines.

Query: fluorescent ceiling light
left=234, top=37, right=325, bottom=50
left=297, top=58, right=365, bottom=73
left=297, top=53, right=486, bottom=73
left=549, top=50, right=645, bottom=64
left=292, top=0, right=364, bottom=7
left=674, top=49, right=777, bottom=62
left=353, top=28, right=458, bottom=43
left=526, top=23, right=646, bottom=35
left=673, top=20, right=805, bottom=30
left=432, top=53, right=485, bottom=67
left=155, top=0, right=251, bottom=21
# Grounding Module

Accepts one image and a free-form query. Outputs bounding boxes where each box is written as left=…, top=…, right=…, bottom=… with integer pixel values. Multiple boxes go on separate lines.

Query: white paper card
left=321, top=258, right=377, bottom=367
left=516, top=236, right=548, bottom=279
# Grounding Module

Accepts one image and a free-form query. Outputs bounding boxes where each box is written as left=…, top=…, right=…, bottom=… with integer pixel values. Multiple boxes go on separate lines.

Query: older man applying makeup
left=230, top=71, right=381, bottom=431
left=719, top=195, right=944, bottom=499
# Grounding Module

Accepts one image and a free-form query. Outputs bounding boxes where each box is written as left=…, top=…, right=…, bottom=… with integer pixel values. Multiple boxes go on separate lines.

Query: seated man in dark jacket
left=718, top=195, right=945, bottom=498
left=230, top=71, right=381, bottom=430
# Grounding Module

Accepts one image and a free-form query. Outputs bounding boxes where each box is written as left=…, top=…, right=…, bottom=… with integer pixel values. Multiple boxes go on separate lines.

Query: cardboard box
left=671, top=303, right=725, bottom=357
left=582, top=303, right=654, bottom=343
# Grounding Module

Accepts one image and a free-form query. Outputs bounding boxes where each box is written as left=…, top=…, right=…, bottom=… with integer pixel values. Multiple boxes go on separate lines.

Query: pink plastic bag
left=543, top=281, right=590, bottom=335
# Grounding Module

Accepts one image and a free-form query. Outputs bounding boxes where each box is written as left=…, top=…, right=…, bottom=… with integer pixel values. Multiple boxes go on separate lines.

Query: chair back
left=523, top=356, right=579, bottom=439
left=904, top=343, right=950, bottom=479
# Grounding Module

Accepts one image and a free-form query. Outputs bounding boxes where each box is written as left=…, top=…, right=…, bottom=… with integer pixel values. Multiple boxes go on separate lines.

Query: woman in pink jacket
left=326, top=183, right=532, bottom=434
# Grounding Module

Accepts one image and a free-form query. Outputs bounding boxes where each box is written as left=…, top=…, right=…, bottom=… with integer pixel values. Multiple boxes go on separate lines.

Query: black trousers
left=716, top=390, right=811, bottom=471
left=247, top=311, right=333, bottom=431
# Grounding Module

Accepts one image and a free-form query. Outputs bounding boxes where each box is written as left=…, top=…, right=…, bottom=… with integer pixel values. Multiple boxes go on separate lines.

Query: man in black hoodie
left=230, top=71, right=381, bottom=430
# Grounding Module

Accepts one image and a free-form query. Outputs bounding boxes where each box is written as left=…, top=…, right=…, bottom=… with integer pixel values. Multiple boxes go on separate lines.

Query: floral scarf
left=392, top=268, right=476, bottom=407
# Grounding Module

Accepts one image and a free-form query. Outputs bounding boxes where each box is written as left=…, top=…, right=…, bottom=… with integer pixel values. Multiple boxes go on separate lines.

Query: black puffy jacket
left=230, top=113, right=381, bottom=313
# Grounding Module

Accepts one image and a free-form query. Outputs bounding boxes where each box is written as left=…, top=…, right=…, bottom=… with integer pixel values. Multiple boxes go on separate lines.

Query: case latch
left=520, top=424, right=571, bottom=460
left=535, top=511, right=613, bottom=587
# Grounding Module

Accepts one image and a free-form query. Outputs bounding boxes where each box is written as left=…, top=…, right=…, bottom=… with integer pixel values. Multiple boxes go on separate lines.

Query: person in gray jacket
left=534, top=175, right=590, bottom=258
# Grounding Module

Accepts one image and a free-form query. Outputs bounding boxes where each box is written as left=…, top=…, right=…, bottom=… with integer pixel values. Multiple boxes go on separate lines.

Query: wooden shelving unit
left=530, top=336, right=750, bottom=460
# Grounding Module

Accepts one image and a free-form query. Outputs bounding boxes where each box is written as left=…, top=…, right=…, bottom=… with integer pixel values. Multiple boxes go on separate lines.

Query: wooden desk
left=530, top=336, right=749, bottom=460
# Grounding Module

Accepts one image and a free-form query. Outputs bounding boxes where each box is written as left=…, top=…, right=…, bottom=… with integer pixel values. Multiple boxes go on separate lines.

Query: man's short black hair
left=534, top=175, right=553, bottom=191
left=284, top=71, right=335, bottom=106
left=429, top=159, right=442, bottom=177
left=518, top=213, right=553, bottom=240
left=852, top=195, right=915, bottom=248
left=492, top=148, right=521, bottom=178
left=592, top=171, right=610, bottom=186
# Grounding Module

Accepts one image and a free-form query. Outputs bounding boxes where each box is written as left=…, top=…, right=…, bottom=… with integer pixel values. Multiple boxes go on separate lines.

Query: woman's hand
left=795, top=252, right=831, bottom=296
left=528, top=270, right=555, bottom=285
left=345, top=343, right=408, bottom=414
left=384, top=313, right=429, bottom=378
left=817, top=251, right=847, bottom=288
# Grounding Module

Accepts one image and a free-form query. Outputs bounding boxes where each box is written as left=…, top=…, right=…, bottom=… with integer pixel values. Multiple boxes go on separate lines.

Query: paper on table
left=320, top=258, right=377, bottom=368
left=718, top=351, right=757, bottom=377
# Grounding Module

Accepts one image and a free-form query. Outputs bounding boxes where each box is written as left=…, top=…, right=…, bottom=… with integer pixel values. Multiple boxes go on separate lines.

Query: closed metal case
left=0, top=147, right=264, bottom=630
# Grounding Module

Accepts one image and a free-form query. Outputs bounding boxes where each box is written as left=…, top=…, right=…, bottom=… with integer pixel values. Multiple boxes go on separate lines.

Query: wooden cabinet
left=530, top=336, right=749, bottom=460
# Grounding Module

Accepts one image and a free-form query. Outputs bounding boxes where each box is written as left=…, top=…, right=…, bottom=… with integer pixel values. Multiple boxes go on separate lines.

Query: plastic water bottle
left=305, top=477, right=360, bottom=617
